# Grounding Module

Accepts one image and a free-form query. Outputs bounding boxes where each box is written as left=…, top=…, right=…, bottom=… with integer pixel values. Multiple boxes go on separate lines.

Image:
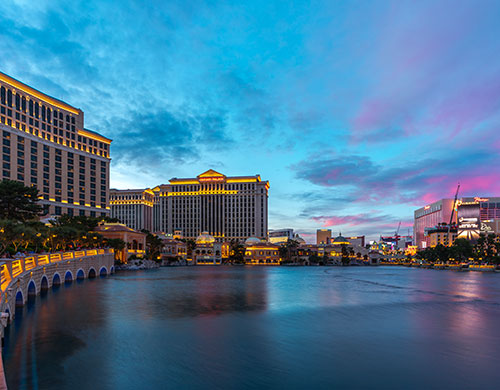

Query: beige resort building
left=110, top=170, right=269, bottom=242
left=0, top=71, right=111, bottom=217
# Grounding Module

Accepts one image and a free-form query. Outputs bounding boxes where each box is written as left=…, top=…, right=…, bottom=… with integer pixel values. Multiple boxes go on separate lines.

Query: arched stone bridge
left=0, top=249, right=114, bottom=331
left=0, top=249, right=114, bottom=389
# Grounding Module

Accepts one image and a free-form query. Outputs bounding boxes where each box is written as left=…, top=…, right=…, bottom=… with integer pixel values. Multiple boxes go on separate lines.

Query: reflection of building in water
left=4, top=277, right=107, bottom=389
left=186, top=268, right=269, bottom=317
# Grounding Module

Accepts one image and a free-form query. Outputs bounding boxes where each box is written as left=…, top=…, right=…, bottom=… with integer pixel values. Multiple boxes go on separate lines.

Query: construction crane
left=449, top=183, right=460, bottom=226
left=394, top=221, right=401, bottom=249
left=447, top=183, right=460, bottom=246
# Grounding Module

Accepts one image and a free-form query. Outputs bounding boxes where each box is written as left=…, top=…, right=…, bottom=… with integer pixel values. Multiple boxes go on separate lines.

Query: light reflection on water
left=3, top=267, right=500, bottom=389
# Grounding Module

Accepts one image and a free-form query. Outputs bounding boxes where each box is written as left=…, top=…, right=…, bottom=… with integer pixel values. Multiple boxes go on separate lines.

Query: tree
left=229, top=239, right=245, bottom=264
left=308, top=254, right=323, bottom=265
left=0, top=180, right=42, bottom=221
left=279, top=239, right=299, bottom=263
left=107, top=238, right=126, bottom=262
left=450, top=238, right=473, bottom=262
left=141, top=230, right=164, bottom=260
left=341, top=244, right=350, bottom=265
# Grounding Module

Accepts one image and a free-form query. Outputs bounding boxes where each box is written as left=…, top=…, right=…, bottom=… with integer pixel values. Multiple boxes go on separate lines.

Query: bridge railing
left=0, top=248, right=113, bottom=292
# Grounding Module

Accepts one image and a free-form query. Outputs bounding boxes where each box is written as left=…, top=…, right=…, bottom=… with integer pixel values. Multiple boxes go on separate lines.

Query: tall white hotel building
left=110, top=170, right=269, bottom=242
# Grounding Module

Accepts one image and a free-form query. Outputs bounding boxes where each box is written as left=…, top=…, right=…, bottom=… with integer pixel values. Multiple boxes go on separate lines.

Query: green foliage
left=0, top=180, right=42, bottom=221
left=341, top=244, right=350, bottom=265
left=279, top=239, right=300, bottom=263
left=229, top=239, right=246, bottom=263
left=416, top=235, right=499, bottom=264
left=308, top=254, right=323, bottom=265
left=141, top=229, right=164, bottom=260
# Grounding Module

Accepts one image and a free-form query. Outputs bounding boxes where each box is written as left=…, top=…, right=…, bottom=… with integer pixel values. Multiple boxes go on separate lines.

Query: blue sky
left=2, top=0, right=500, bottom=242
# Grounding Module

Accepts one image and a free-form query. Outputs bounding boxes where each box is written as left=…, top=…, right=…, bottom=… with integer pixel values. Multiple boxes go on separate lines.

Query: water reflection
left=3, top=267, right=500, bottom=390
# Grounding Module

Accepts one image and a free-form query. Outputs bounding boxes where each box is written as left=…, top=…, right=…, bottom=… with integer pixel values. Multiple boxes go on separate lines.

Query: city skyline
left=2, top=1, right=500, bottom=241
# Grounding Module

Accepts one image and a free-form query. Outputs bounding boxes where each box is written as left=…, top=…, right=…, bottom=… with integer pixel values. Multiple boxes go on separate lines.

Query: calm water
left=3, top=266, right=500, bottom=389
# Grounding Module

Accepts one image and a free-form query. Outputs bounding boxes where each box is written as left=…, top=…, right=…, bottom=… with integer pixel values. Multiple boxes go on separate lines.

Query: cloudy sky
left=1, top=0, right=500, bottom=242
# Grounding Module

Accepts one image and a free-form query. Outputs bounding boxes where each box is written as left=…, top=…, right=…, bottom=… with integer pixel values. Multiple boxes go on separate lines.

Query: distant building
left=110, top=188, right=154, bottom=232
left=193, top=232, right=223, bottom=265
left=414, top=197, right=500, bottom=248
left=427, top=225, right=458, bottom=247
left=268, top=228, right=294, bottom=244
left=346, top=236, right=365, bottom=247
left=94, top=223, right=146, bottom=263
left=0, top=71, right=111, bottom=217
left=158, top=234, right=187, bottom=262
left=457, top=197, right=500, bottom=240
left=413, top=199, right=456, bottom=248
left=153, top=169, right=269, bottom=242
left=317, top=229, right=331, bottom=245
left=244, top=237, right=280, bottom=265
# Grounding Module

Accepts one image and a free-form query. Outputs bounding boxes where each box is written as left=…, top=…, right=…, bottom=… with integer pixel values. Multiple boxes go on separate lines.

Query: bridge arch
left=99, top=267, right=108, bottom=277
left=76, top=269, right=85, bottom=280
left=27, top=280, right=37, bottom=297
left=15, top=290, right=24, bottom=307
left=52, top=273, right=61, bottom=287
left=110, top=266, right=115, bottom=274
left=4, top=305, right=11, bottom=324
left=64, top=270, right=74, bottom=284
left=88, top=268, right=97, bottom=279
left=41, top=275, right=49, bottom=292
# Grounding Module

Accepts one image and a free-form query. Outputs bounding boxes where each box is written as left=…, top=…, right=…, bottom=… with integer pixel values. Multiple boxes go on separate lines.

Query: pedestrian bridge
left=0, top=249, right=115, bottom=389
left=0, top=249, right=114, bottom=326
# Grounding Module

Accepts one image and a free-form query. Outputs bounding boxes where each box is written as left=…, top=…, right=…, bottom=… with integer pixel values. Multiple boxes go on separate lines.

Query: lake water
left=3, top=266, right=500, bottom=389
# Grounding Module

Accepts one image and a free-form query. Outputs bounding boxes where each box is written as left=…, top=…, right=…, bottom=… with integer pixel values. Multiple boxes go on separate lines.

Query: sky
left=1, top=0, right=500, bottom=242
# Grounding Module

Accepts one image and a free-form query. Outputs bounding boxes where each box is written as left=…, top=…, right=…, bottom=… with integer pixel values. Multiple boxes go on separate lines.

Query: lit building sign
left=474, top=197, right=489, bottom=202
left=199, top=177, right=225, bottom=182
left=457, top=202, right=480, bottom=240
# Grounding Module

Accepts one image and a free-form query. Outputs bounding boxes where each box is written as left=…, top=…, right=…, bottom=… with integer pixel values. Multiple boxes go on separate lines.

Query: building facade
left=268, top=228, right=294, bottom=244
left=93, top=223, right=146, bottom=263
left=110, top=188, right=154, bottom=231
left=414, top=197, right=500, bottom=248
left=413, top=199, right=455, bottom=249
left=0, top=71, right=111, bottom=217
left=317, top=229, right=331, bottom=245
left=152, top=170, right=269, bottom=242
left=457, top=197, right=500, bottom=240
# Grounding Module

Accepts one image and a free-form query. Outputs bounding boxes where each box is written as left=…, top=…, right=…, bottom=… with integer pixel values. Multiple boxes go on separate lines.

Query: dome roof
left=245, top=237, right=262, bottom=245
left=332, top=234, right=351, bottom=245
left=196, top=231, right=215, bottom=244
left=294, top=236, right=306, bottom=244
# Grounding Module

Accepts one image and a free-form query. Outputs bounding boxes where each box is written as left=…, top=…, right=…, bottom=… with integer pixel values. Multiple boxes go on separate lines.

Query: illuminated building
left=426, top=225, right=458, bottom=247
left=158, top=234, right=187, bottom=262
left=0, top=71, right=111, bottom=217
left=193, top=232, right=223, bottom=265
left=413, top=199, right=455, bottom=249
left=346, top=236, right=365, bottom=247
left=457, top=197, right=500, bottom=240
left=317, top=229, right=331, bottom=245
left=244, top=237, right=280, bottom=265
left=152, top=169, right=269, bottom=242
left=414, top=197, right=500, bottom=248
left=110, top=188, right=154, bottom=231
left=93, top=223, right=146, bottom=263
left=268, top=228, right=294, bottom=244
